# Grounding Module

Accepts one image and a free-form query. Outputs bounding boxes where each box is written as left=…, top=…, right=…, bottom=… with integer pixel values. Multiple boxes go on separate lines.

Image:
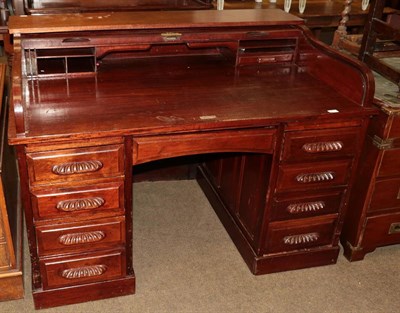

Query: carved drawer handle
left=56, top=197, right=105, bottom=212
left=302, top=141, right=343, bottom=153
left=283, top=232, right=320, bottom=245
left=52, top=160, right=103, bottom=175
left=58, top=230, right=106, bottom=245
left=388, top=222, right=400, bottom=234
left=60, top=264, right=107, bottom=279
left=287, top=201, right=326, bottom=214
left=296, top=172, right=335, bottom=183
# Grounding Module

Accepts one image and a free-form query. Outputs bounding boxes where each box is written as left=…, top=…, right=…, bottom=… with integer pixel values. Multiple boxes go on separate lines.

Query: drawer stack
left=265, top=127, right=361, bottom=259
left=199, top=125, right=365, bottom=274
left=342, top=108, right=400, bottom=260
left=25, top=138, right=128, bottom=292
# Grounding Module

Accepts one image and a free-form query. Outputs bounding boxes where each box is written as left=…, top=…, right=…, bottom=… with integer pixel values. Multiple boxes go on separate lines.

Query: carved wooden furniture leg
left=332, top=0, right=354, bottom=48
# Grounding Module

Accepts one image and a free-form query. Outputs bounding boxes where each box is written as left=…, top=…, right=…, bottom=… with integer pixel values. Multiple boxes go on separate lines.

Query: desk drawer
left=377, top=148, right=400, bottom=178
left=40, top=249, right=125, bottom=289
left=282, top=128, right=359, bottom=163
left=264, top=217, right=336, bottom=253
left=237, top=53, right=293, bottom=66
left=276, top=159, right=352, bottom=191
left=368, top=178, right=400, bottom=213
left=362, top=212, right=400, bottom=248
left=133, top=128, right=276, bottom=165
left=27, top=144, right=124, bottom=185
left=31, top=181, right=124, bottom=221
left=36, top=217, right=125, bottom=256
left=271, top=189, right=344, bottom=221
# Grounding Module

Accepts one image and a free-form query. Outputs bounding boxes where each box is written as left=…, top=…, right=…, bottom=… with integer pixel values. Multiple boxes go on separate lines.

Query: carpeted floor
left=2, top=180, right=400, bottom=313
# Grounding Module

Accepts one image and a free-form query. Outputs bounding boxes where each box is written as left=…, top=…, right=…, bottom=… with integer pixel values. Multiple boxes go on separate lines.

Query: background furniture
left=333, top=0, right=399, bottom=53
left=0, top=62, right=23, bottom=301
left=358, top=0, right=400, bottom=89
left=341, top=73, right=400, bottom=260
left=332, top=0, right=400, bottom=261
left=10, top=0, right=213, bottom=14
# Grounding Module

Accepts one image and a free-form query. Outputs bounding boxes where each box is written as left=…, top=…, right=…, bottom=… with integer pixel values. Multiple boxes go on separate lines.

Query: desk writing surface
left=23, top=56, right=362, bottom=141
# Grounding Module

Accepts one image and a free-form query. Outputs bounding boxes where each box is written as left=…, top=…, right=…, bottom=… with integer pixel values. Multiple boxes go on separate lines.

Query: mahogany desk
left=8, top=9, right=376, bottom=309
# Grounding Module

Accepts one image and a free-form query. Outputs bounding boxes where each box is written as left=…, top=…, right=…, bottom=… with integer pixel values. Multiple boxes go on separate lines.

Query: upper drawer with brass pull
left=281, top=128, right=360, bottom=163
left=31, top=181, right=124, bottom=221
left=26, top=144, right=124, bottom=185
left=276, top=159, right=352, bottom=191
left=36, top=216, right=125, bottom=256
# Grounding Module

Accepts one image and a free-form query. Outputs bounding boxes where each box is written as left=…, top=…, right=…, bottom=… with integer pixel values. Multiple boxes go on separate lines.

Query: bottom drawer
left=264, top=217, right=336, bottom=254
left=40, top=249, right=125, bottom=289
left=362, top=212, right=400, bottom=248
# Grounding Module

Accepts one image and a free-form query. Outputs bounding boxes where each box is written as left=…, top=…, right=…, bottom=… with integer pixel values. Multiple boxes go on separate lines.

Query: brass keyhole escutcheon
left=388, top=222, right=400, bottom=234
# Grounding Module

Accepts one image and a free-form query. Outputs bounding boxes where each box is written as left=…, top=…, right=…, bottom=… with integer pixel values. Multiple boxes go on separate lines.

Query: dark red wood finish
left=8, top=9, right=376, bottom=309
left=341, top=103, right=400, bottom=261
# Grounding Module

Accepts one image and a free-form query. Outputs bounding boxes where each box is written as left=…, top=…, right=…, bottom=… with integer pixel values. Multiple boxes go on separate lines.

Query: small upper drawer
left=271, top=189, right=344, bottom=221
left=377, top=148, right=400, bottom=178
left=31, top=181, right=124, bottom=221
left=281, top=128, right=360, bottom=163
left=40, top=249, right=125, bottom=289
left=276, top=159, right=352, bottom=192
left=26, top=144, right=124, bottom=185
left=264, top=216, right=336, bottom=254
left=237, top=53, right=293, bottom=66
left=36, top=217, right=125, bottom=256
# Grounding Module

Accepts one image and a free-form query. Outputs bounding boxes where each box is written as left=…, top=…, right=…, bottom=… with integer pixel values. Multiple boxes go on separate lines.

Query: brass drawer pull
left=388, top=222, right=400, bottom=234
left=56, top=197, right=105, bottom=212
left=58, top=231, right=106, bottom=246
left=302, top=141, right=343, bottom=153
left=283, top=232, right=320, bottom=245
left=60, top=264, right=107, bottom=279
left=296, top=172, right=335, bottom=183
left=287, top=201, right=326, bottom=214
left=161, top=32, right=182, bottom=41
left=52, top=160, right=103, bottom=175
left=257, top=57, right=276, bottom=63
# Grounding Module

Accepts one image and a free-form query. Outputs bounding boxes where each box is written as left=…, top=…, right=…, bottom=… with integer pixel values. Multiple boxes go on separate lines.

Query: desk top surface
left=19, top=56, right=368, bottom=142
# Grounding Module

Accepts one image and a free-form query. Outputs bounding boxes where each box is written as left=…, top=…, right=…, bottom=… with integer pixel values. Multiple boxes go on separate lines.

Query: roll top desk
left=8, top=9, right=376, bottom=309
